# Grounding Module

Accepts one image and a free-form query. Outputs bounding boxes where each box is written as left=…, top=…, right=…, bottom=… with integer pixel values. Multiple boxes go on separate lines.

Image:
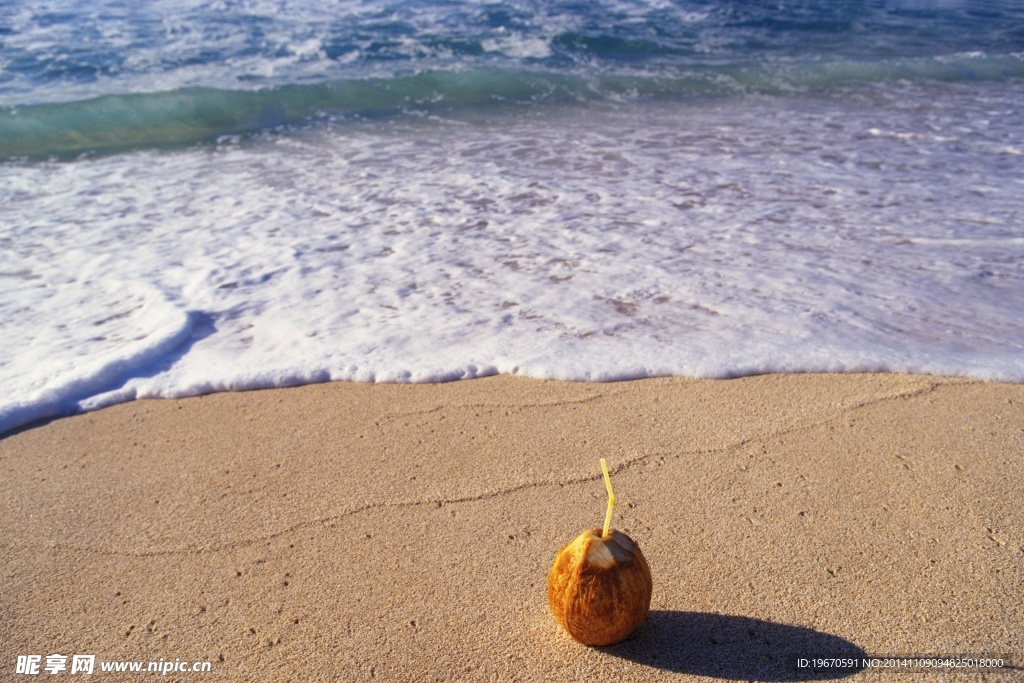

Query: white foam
left=0, top=277, right=192, bottom=433
left=2, top=83, right=1023, bottom=434
left=482, top=35, right=552, bottom=59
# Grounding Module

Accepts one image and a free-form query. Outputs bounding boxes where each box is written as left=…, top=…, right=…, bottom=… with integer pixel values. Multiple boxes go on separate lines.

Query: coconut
left=547, top=527, right=652, bottom=646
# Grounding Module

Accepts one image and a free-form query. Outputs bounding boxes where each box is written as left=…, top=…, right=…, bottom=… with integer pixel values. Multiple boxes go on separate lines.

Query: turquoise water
left=3, top=0, right=1023, bottom=158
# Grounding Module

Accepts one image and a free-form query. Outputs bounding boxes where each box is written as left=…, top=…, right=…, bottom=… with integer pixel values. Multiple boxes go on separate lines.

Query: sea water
left=2, top=0, right=1023, bottom=434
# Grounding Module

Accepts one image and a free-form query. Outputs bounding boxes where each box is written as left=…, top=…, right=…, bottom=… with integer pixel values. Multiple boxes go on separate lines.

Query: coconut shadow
left=603, top=611, right=865, bottom=681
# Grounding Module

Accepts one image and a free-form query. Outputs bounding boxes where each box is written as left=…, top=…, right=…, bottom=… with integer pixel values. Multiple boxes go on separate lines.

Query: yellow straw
left=600, top=458, right=615, bottom=538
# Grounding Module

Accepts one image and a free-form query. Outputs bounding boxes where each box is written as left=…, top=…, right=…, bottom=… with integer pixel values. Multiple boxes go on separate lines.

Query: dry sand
left=2, top=374, right=1022, bottom=681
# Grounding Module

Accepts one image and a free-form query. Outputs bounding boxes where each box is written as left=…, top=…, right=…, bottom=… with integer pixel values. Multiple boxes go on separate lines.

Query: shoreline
left=2, top=373, right=1021, bottom=680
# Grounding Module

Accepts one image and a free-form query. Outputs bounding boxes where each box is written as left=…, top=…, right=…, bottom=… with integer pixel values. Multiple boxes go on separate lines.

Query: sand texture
left=2, top=374, right=1022, bottom=681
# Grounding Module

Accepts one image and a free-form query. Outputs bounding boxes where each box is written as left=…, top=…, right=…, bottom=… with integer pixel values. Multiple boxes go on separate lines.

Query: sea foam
left=3, top=0, right=1024, bottom=435
left=2, top=87, right=1023, bottom=434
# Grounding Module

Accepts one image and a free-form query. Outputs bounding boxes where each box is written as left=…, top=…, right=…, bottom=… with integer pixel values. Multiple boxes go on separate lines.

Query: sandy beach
left=2, top=373, right=1022, bottom=681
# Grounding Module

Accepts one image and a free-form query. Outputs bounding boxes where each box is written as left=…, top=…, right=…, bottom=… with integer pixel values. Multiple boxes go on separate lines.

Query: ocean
left=2, top=0, right=1023, bottom=434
